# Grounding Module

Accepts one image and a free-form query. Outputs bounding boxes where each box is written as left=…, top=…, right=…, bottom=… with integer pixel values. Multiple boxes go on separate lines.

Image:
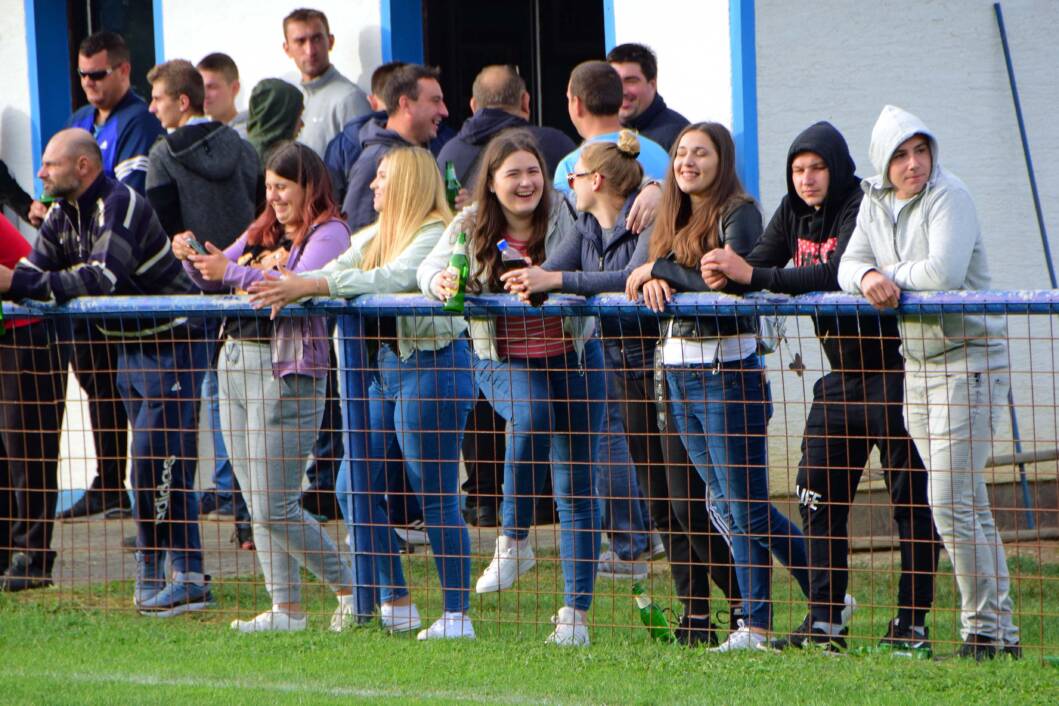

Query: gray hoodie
left=837, top=105, right=1007, bottom=372
left=146, top=120, right=259, bottom=249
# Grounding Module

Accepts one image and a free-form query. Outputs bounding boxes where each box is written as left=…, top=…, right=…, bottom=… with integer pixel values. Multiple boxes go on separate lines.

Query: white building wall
left=611, top=0, right=733, bottom=128
left=0, top=0, right=38, bottom=241
left=756, top=0, right=1059, bottom=290
left=158, top=0, right=382, bottom=111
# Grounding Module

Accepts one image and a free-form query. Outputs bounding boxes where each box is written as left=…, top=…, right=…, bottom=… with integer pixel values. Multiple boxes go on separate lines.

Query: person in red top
left=0, top=213, right=66, bottom=591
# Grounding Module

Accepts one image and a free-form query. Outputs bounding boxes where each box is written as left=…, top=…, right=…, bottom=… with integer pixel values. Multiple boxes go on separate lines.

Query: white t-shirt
left=660, top=319, right=757, bottom=366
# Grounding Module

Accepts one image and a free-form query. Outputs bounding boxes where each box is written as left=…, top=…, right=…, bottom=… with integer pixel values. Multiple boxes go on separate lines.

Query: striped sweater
left=8, top=173, right=196, bottom=337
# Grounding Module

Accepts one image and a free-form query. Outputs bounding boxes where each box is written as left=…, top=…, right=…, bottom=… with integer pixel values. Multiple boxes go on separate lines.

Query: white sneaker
left=380, top=602, right=421, bottom=633
left=394, top=520, right=430, bottom=546
left=230, top=608, right=307, bottom=634
left=596, top=550, right=648, bottom=580
left=475, top=535, right=536, bottom=593
left=710, top=620, right=767, bottom=652
left=417, top=612, right=476, bottom=640
left=546, top=606, right=590, bottom=647
left=841, top=594, right=857, bottom=627
left=330, top=593, right=366, bottom=633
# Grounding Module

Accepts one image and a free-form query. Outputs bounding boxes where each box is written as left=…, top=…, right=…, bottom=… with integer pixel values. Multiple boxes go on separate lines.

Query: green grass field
left=1, top=551, right=1057, bottom=705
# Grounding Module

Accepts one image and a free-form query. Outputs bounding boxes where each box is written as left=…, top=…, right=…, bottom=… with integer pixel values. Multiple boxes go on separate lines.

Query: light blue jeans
left=474, top=339, right=606, bottom=611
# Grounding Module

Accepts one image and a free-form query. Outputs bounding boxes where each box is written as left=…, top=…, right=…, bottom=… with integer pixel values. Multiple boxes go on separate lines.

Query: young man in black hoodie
left=701, top=121, right=940, bottom=654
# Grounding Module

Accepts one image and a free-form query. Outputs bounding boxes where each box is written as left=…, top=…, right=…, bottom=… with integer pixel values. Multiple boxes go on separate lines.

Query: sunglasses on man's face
left=78, top=66, right=117, bottom=82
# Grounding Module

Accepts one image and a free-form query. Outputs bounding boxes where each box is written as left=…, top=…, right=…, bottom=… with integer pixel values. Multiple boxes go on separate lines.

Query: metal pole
left=995, top=2, right=1044, bottom=529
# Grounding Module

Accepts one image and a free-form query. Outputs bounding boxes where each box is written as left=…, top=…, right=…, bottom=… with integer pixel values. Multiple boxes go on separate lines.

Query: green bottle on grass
left=633, top=582, right=675, bottom=643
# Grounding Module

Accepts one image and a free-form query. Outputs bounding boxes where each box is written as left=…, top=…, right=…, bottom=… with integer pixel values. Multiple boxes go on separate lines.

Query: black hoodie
left=435, top=108, right=575, bottom=189
left=738, top=121, right=901, bottom=373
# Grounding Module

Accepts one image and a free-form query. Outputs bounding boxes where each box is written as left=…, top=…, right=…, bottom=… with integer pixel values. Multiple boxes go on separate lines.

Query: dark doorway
left=423, top=0, right=605, bottom=143
left=67, top=0, right=157, bottom=113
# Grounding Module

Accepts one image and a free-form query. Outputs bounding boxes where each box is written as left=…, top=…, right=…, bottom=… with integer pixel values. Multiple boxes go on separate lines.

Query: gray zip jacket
left=837, top=105, right=1007, bottom=372
left=417, top=194, right=594, bottom=362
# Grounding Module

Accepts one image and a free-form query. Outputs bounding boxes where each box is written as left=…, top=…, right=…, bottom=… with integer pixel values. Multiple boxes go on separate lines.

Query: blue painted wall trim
left=152, top=0, right=165, bottom=65
left=24, top=0, right=72, bottom=195
left=603, top=0, right=616, bottom=52
left=381, top=0, right=424, bottom=64
left=729, top=0, right=759, bottom=199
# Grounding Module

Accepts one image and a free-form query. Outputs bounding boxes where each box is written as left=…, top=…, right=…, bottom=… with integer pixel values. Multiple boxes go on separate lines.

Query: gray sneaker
left=596, top=549, right=648, bottom=580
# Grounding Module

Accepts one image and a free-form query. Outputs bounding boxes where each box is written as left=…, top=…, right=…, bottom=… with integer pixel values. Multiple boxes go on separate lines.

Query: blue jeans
left=474, top=339, right=606, bottom=611
left=116, top=336, right=208, bottom=575
left=201, top=368, right=234, bottom=493
left=598, top=343, right=648, bottom=560
left=667, top=354, right=809, bottom=630
left=370, top=341, right=474, bottom=613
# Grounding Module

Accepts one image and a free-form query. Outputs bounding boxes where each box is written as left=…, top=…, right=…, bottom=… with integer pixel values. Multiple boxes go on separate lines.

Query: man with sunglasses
left=67, top=31, right=163, bottom=197
left=56, top=31, right=164, bottom=522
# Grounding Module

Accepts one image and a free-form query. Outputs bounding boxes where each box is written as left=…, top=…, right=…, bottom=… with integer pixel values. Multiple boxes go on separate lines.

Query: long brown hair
left=467, top=129, right=552, bottom=293
left=245, top=141, right=341, bottom=250
left=649, top=122, right=752, bottom=266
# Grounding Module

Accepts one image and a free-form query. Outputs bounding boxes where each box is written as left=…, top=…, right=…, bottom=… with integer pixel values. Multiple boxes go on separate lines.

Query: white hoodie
left=837, top=105, right=1007, bottom=372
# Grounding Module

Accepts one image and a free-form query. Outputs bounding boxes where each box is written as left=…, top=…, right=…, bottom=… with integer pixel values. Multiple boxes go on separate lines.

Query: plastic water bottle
left=442, top=232, right=469, bottom=313
left=633, top=582, right=675, bottom=643
left=497, top=239, right=544, bottom=307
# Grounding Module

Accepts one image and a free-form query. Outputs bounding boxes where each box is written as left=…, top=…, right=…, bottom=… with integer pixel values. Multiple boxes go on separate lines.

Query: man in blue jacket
left=58, top=31, right=164, bottom=521
left=0, top=129, right=212, bottom=616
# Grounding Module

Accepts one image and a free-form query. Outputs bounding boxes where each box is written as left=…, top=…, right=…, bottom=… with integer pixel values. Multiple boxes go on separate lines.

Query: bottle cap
left=496, top=239, right=509, bottom=252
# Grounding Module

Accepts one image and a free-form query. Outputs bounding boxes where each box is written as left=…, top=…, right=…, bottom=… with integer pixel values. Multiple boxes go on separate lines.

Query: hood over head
left=246, top=79, right=305, bottom=163
left=867, top=104, right=940, bottom=189
left=785, top=121, right=859, bottom=216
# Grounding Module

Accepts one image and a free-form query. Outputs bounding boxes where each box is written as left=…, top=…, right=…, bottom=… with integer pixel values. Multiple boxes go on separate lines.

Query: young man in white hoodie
left=837, top=105, right=1019, bottom=660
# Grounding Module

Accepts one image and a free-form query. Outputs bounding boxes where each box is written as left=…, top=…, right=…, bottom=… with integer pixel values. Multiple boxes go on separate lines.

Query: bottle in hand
left=444, top=160, right=461, bottom=212
left=497, top=239, right=544, bottom=307
left=443, top=231, right=469, bottom=313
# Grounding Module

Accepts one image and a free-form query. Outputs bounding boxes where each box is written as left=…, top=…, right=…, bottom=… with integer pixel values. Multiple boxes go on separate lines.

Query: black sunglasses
left=78, top=66, right=117, bottom=82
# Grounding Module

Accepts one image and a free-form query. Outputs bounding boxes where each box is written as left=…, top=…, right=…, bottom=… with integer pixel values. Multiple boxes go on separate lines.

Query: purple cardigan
left=184, top=218, right=351, bottom=378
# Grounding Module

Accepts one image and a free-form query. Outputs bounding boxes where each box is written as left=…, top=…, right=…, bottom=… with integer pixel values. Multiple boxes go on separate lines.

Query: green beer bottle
left=633, top=582, right=676, bottom=643
left=444, top=160, right=461, bottom=211
left=442, top=231, right=469, bottom=313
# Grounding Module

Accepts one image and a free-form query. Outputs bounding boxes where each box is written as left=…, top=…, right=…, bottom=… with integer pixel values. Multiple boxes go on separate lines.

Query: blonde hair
left=359, top=146, right=452, bottom=271
left=580, top=129, right=643, bottom=197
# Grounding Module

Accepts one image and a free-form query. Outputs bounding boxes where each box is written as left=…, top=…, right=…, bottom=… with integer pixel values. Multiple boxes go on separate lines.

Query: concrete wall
left=756, top=0, right=1059, bottom=290
left=611, top=0, right=733, bottom=128
left=157, top=0, right=382, bottom=112
left=0, top=0, right=38, bottom=241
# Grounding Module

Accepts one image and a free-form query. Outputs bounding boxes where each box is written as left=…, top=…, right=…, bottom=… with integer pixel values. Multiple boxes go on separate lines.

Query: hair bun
left=615, top=129, right=641, bottom=158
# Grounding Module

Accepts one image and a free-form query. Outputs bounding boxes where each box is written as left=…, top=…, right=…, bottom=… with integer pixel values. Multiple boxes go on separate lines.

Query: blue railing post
left=335, top=312, right=377, bottom=616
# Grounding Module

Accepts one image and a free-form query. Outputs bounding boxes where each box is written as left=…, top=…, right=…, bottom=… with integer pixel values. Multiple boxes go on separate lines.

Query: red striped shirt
left=495, top=235, right=572, bottom=359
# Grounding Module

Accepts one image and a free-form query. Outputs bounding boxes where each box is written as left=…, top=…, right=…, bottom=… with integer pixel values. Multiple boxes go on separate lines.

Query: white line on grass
left=5, top=669, right=557, bottom=705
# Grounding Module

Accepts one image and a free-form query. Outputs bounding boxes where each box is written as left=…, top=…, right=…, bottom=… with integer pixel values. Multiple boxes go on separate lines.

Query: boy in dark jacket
left=701, top=121, right=940, bottom=654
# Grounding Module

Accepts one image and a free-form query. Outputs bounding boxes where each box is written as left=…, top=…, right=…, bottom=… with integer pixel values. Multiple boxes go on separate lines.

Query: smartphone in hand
left=187, top=238, right=209, bottom=256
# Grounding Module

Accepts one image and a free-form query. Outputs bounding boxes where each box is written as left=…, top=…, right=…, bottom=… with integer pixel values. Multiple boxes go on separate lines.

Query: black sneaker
left=770, top=614, right=847, bottom=652
left=1002, top=641, right=1022, bottom=660
left=957, top=633, right=997, bottom=661
left=57, top=481, right=131, bottom=521
left=122, top=534, right=138, bottom=553
left=675, top=614, right=719, bottom=647
left=231, top=523, right=255, bottom=551
left=878, top=618, right=932, bottom=658
left=198, top=490, right=234, bottom=518
left=0, top=553, right=53, bottom=592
